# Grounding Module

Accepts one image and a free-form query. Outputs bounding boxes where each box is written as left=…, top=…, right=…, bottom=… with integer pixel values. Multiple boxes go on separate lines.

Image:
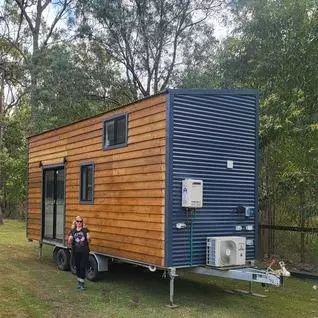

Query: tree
left=2, top=105, right=29, bottom=220
left=222, top=0, right=318, bottom=260
left=0, top=1, right=132, bottom=223
left=77, top=0, right=222, bottom=98
left=4, top=0, right=128, bottom=133
left=0, top=2, right=28, bottom=224
left=32, top=42, right=132, bottom=132
left=179, top=0, right=318, bottom=261
left=12, top=0, right=75, bottom=124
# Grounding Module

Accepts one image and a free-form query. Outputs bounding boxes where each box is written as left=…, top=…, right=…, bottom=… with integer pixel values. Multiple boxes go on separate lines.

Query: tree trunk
left=29, top=56, right=38, bottom=125
left=0, top=72, right=4, bottom=225
left=300, top=224, right=305, bottom=262
left=264, top=146, right=273, bottom=258
left=271, top=199, right=276, bottom=255
left=0, top=206, right=3, bottom=225
left=299, top=191, right=306, bottom=263
left=29, top=29, right=40, bottom=127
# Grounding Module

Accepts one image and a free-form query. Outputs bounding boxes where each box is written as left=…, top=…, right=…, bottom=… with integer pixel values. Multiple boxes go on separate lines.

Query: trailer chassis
left=166, top=264, right=288, bottom=307
left=37, top=241, right=288, bottom=307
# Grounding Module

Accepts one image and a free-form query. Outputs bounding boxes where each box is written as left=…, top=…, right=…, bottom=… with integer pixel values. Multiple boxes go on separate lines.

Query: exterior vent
left=206, top=236, right=246, bottom=267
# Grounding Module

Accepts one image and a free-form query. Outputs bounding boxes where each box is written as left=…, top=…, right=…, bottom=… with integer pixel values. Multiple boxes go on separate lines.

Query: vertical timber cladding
left=27, top=94, right=167, bottom=267
left=168, top=89, right=258, bottom=267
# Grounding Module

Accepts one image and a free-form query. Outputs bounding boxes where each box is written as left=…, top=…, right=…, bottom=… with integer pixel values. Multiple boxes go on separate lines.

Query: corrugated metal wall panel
left=168, top=90, right=258, bottom=267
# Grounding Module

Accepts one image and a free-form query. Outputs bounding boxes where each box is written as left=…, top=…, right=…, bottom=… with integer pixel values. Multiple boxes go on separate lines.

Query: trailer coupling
left=266, top=259, right=291, bottom=278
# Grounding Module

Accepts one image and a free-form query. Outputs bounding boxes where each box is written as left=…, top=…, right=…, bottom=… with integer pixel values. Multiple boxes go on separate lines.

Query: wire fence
left=259, top=225, right=318, bottom=267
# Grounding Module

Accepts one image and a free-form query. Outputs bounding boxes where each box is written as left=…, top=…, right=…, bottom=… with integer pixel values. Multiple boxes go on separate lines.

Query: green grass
left=1, top=219, right=318, bottom=318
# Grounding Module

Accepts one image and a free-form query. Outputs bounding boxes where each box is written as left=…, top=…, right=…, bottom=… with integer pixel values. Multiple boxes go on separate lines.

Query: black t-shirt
left=70, top=227, right=89, bottom=252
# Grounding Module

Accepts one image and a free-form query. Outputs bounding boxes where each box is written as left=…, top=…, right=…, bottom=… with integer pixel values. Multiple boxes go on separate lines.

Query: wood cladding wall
left=27, top=94, right=167, bottom=267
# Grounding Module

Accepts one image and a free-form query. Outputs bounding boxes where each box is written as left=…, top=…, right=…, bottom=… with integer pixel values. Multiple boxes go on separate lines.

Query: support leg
left=166, top=268, right=179, bottom=308
left=233, top=281, right=267, bottom=298
left=249, top=281, right=252, bottom=294
left=38, top=242, right=43, bottom=259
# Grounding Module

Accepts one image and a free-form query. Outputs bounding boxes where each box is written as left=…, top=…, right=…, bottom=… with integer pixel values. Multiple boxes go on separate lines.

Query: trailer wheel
left=53, top=247, right=59, bottom=263
left=56, top=248, right=70, bottom=271
left=86, top=254, right=99, bottom=281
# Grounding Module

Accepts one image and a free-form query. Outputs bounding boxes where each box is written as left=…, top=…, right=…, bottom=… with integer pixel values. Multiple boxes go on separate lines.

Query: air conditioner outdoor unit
left=206, top=236, right=246, bottom=267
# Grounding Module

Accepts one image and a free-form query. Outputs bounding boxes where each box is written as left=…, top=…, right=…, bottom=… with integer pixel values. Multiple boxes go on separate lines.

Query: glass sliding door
left=43, top=170, right=55, bottom=239
left=42, top=167, right=65, bottom=241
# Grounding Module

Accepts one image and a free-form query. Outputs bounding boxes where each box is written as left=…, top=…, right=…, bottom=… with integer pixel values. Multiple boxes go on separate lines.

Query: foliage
left=77, top=0, right=222, bottom=98
left=228, top=0, right=318, bottom=261
left=179, top=0, right=318, bottom=261
left=0, top=106, right=29, bottom=218
left=31, top=42, right=131, bottom=133
left=10, top=0, right=76, bottom=119
left=0, top=0, right=131, bottom=219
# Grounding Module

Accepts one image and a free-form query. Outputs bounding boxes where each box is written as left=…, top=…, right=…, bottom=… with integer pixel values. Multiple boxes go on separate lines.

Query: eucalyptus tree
left=0, top=1, right=132, bottom=221
left=6, top=0, right=133, bottom=132
left=0, top=2, right=29, bottom=223
left=11, top=0, right=75, bottom=124
left=220, top=0, right=318, bottom=260
left=0, top=0, right=73, bottom=221
left=77, top=0, right=223, bottom=99
left=179, top=0, right=318, bottom=260
left=33, top=42, right=131, bottom=132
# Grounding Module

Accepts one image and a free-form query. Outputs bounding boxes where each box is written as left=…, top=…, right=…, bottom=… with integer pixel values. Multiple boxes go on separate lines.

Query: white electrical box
left=182, top=179, right=203, bottom=208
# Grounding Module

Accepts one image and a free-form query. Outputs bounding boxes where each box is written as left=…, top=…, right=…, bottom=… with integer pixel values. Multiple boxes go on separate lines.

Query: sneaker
left=79, top=282, right=86, bottom=290
left=76, top=281, right=81, bottom=289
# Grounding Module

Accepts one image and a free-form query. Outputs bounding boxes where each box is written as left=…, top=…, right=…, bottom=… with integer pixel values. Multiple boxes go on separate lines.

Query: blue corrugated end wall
left=165, top=89, right=259, bottom=267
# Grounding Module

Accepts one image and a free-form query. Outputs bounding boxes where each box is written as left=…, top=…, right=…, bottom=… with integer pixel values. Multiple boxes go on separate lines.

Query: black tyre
left=55, top=248, right=70, bottom=271
left=86, top=254, right=100, bottom=281
left=53, top=247, right=59, bottom=263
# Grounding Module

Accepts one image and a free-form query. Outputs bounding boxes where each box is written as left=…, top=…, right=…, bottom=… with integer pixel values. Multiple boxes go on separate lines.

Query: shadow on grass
left=96, top=262, right=239, bottom=308
left=26, top=243, right=264, bottom=314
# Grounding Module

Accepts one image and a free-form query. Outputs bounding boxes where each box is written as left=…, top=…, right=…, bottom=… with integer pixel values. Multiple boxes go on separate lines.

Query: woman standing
left=68, top=216, right=90, bottom=290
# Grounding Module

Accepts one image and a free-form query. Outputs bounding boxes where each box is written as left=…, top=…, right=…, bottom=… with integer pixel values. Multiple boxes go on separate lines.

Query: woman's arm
left=67, top=234, right=73, bottom=247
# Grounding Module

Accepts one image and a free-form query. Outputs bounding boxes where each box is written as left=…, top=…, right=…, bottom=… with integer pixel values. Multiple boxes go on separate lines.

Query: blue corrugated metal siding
left=167, top=90, right=258, bottom=267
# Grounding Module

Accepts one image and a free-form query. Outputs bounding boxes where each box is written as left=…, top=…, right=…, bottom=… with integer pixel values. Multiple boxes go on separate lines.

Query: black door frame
left=41, top=163, right=66, bottom=243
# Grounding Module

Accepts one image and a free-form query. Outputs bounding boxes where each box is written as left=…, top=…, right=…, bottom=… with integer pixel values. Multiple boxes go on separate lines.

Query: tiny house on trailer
left=27, top=89, right=284, bottom=304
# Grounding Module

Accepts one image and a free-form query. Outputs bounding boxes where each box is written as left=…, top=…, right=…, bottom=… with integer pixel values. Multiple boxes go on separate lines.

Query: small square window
left=103, top=114, right=128, bottom=149
left=80, top=163, right=94, bottom=203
